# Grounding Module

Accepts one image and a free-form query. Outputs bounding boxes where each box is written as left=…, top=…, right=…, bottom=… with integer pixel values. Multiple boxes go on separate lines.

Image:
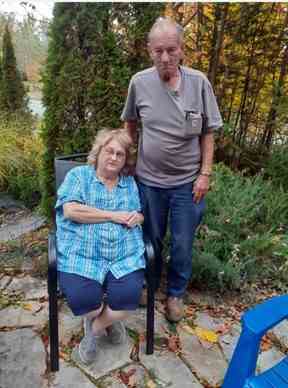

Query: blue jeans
left=138, top=181, right=205, bottom=297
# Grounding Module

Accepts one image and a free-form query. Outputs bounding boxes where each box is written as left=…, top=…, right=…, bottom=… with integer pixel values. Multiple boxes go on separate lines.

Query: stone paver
left=0, top=275, right=11, bottom=289
left=0, top=214, right=46, bottom=241
left=257, top=348, right=286, bottom=373
left=71, top=332, right=134, bottom=380
left=219, top=323, right=241, bottom=362
left=5, top=275, right=47, bottom=299
left=50, top=360, right=97, bottom=388
left=194, top=311, right=224, bottom=331
left=140, top=349, right=203, bottom=388
left=271, top=319, right=288, bottom=351
left=124, top=307, right=169, bottom=336
left=0, top=328, right=46, bottom=388
left=0, top=302, right=48, bottom=328
left=59, top=304, right=83, bottom=345
left=179, top=330, right=227, bottom=386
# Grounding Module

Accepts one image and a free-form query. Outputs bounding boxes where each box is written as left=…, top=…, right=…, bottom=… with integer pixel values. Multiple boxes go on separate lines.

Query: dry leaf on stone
left=167, top=334, right=181, bottom=354
left=59, top=349, right=70, bottom=361
left=181, top=324, right=219, bottom=344
left=130, top=343, right=139, bottom=362
left=22, top=302, right=33, bottom=311
left=118, top=369, right=137, bottom=386
left=215, top=323, right=231, bottom=336
left=146, top=379, right=157, bottom=388
left=261, top=334, right=273, bottom=352
left=181, top=324, right=195, bottom=335
left=194, top=327, right=218, bottom=343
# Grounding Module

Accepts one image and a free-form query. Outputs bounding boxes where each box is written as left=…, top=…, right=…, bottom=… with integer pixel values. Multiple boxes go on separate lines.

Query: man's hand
left=126, top=211, right=144, bottom=228
left=192, top=175, right=210, bottom=203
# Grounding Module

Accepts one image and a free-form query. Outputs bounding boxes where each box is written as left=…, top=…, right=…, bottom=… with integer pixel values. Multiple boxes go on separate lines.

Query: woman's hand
left=111, top=211, right=133, bottom=225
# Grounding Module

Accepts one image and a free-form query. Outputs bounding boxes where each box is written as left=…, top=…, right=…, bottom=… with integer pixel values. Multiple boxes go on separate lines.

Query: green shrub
left=264, top=144, right=288, bottom=191
left=0, top=113, right=43, bottom=208
left=163, top=164, right=288, bottom=292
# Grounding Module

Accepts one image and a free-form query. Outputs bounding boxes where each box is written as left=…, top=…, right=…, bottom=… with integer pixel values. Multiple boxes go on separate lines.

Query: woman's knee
left=106, top=270, right=145, bottom=311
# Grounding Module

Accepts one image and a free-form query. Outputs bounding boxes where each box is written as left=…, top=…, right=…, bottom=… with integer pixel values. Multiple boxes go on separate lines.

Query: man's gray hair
left=148, top=17, right=184, bottom=44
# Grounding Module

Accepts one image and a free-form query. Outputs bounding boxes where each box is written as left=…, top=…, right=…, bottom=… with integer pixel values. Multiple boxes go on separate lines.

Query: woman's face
left=97, top=138, right=126, bottom=176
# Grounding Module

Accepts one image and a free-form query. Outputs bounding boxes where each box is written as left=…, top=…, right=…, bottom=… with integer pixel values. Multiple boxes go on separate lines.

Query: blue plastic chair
left=223, top=294, right=288, bottom=388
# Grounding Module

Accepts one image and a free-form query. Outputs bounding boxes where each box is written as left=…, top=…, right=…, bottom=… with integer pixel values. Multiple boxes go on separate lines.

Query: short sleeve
left=55, top=168, right=85, bottom=210
left=121, top=78, right=139, bottom=122
left=202, top=78, right=223, bottom=133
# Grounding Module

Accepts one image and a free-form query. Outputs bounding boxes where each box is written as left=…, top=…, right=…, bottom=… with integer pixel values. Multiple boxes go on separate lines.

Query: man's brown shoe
left=166, top=296, right=185, bottom=323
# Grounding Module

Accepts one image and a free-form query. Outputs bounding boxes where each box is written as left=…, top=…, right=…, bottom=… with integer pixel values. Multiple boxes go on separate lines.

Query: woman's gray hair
left=148, top=17, right=184, bottom=45
left=87, top=128, right=134, bottom=175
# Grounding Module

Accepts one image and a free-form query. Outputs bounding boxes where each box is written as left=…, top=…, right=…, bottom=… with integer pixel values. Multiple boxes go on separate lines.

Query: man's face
left=148, top=28, right=183, bottom=81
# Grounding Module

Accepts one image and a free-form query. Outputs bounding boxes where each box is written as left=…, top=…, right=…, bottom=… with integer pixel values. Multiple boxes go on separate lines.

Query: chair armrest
left=48, top=232, right=57, bottom=294
left=243, top=295, right=288, bottom=336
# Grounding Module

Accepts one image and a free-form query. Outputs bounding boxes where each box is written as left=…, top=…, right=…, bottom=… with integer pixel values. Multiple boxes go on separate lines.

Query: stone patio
left=1, top=273, right=288, bottom=388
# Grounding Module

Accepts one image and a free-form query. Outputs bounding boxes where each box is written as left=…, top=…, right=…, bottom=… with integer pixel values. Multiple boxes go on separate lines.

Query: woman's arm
left=63, top=202, right=132, bottom=225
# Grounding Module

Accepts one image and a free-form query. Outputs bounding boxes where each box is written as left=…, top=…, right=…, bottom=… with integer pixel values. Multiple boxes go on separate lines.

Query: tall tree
left=40, top=2, right=164, bottom=215
left=1, top=24, right=27, bottom=113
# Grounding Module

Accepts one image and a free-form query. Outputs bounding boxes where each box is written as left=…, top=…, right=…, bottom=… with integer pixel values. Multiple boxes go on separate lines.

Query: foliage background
left=0, top=2, right=287, bottom=290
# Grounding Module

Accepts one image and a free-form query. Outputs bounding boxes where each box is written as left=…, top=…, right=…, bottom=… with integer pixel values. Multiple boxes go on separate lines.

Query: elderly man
left=121, top=17, right=223, bottom=322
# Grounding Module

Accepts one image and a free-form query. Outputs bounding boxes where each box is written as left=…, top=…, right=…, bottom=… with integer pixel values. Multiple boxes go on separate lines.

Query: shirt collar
left=93, top=170, right=128, bottom=188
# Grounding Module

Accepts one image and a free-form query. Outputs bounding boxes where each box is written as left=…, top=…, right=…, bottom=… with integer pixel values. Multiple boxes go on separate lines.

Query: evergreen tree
left=40, top=2, right=164, bottom=215
left=1, top=24, right=28, bottom=113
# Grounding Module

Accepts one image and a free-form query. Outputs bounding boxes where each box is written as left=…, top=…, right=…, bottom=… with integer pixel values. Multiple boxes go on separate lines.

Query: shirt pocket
left=184, top=111, right=202, bottom=138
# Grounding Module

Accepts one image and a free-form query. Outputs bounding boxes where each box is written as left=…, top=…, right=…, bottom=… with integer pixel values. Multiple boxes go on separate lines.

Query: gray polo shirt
left=121, top=66, right=223, bottom=188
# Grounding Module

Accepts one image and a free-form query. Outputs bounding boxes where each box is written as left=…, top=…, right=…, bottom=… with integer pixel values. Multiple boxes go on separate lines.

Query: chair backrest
left=54, top=153, right=88, bottom=190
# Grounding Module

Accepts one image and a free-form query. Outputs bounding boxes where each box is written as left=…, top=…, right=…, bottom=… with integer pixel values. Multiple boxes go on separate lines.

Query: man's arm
left=124, top=120, right=138, bottom=144
left=193, top=132, right=214, bottom=203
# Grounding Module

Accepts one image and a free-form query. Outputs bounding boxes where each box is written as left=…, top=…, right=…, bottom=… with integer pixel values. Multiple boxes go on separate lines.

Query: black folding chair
left=48, top=154, right=156, bottom=372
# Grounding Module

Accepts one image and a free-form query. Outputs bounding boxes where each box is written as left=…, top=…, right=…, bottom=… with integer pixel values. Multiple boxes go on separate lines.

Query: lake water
left=29, top=97, right=45, bottom=118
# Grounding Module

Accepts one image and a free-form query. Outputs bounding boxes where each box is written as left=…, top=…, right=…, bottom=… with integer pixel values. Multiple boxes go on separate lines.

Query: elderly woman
left=55, top=128, right=145, bottom=365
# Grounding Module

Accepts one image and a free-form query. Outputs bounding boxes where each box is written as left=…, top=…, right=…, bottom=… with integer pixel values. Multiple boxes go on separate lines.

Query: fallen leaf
left=167, top=334, right=181, bottom=353
left=261, top=335, right=273, bottom=352
left=59, top=350, right=69, bottom=361
left=130, top=343, right=139, bottom=362
left=215, top=323, right=231, bottom=336
left=146, top=379, right=157, bottom=388
left=22, top=303, right=33, bottom=311
left=194, top=327, right=218, bottom=343
left=181, top=324, right=195, bottom=335
left=118, top=369, right=136, bottom=386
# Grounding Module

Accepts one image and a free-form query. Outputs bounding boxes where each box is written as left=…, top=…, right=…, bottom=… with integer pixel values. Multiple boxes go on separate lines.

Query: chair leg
left=48, top=287, right=59, bottom=372
left=146, top=265, right=155, bottom=355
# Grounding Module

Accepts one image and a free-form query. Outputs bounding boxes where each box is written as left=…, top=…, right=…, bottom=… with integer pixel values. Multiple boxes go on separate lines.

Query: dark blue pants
left=138, top=181, right=205, bottom=297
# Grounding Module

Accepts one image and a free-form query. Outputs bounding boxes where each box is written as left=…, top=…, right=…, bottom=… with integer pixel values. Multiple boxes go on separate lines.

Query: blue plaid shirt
left=56, top=165, right=145, bottom=283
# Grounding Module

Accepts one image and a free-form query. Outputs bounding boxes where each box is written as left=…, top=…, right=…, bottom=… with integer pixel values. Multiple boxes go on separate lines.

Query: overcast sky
left=0, top=0, right=55, bottom=20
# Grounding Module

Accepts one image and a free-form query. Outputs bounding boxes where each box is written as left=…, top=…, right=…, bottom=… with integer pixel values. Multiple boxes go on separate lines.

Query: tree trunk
left=208, top=4, right=229, bottom=87
left=262, top=43, right=288, bottom=148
